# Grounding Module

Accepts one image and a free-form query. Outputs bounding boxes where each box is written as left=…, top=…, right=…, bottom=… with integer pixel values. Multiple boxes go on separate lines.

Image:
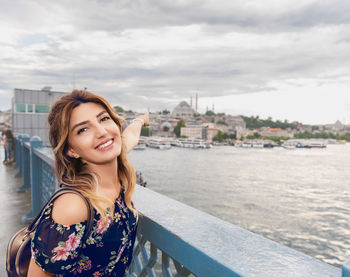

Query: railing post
left=14, top=134, right=23, bottom=177
left=17, top=134, right=30, bottom=192
left=342, top=260, right=350, bottom=277
left=13, top=134, right=20, bottom=169
left=22, top=136, right=43, bottom=223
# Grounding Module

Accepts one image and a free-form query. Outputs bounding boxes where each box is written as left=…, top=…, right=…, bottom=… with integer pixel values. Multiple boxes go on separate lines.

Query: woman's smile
left=95, top=138, right=114, bottom=151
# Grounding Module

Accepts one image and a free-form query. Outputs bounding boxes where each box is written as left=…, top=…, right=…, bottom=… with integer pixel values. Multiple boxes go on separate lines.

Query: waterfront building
left=12, top=87, right=65, bottom=146
left=180, top=125, right=206, bottom=139
left=207, top=127, right=219, bottom=141
left=235, top=126, right=256, bottom=139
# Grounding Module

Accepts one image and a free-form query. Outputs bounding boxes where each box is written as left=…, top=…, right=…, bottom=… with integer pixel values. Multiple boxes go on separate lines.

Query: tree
left=163, top=126, right=170, bottom=132
left=216, top=120, right=228, bottom=126
left=174, top=120, right=186, bottom=137
left=162, top=109, right=170, bottom=115
left=213, top=130, right=229, bottom=142
left=141, top=126, right=150, bottom=137
left=113, top=106, right=124, bottom=113
left=205, top=110, right=215, bottom=116
left=247, top=132, right=262, bottom=139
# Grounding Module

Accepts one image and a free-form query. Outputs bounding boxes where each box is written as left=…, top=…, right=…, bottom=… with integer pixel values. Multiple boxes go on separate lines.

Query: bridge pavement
left=0, top=149, right=31, bottom=275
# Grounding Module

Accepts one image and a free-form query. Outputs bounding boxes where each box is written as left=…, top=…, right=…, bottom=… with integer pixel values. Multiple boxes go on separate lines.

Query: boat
left=251, top=142, right=264, bottom=148
left=263, top=143, right=275, bottom=148
left=172, top=138, right=211, bottom=149
left=146, top=139, right=171, bottom=150
left=309, top=142, right=327, bottom=148
left=282, top=144, right=296, bottom=150
left=134, top=142, right=146, bottom=150
left=295, top=143, right=311, bottom=149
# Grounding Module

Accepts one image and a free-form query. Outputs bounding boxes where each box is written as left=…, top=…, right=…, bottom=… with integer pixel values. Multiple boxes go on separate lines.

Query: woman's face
left=67, top=102, right=122, bottom=165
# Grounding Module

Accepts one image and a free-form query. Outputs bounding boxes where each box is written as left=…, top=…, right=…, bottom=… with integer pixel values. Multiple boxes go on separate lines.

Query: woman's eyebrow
left=71, top=120, right=88, bottom=133
left=96, top=110, right=108, bottom=118
left=71, top=110, right=108, bottom=132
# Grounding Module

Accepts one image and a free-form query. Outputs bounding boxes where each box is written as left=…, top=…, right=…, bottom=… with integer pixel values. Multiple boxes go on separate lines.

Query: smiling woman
left=27, top=89, right=149, bottom=277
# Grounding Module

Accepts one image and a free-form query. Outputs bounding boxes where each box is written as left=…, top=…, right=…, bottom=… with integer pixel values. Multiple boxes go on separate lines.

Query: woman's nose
left=95, top=123, right=108, bottom=137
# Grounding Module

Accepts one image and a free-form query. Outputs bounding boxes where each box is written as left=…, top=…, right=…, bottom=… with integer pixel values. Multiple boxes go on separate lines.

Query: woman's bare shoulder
left=51, top=192, right=89, bottom=225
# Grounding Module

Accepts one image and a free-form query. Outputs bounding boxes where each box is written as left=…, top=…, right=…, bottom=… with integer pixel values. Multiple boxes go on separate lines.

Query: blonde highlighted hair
left=48, top=89, right=136, bottom=223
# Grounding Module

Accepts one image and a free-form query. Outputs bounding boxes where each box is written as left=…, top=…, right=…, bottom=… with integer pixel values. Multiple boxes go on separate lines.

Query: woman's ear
left=67, top=149, right=80, bottom=159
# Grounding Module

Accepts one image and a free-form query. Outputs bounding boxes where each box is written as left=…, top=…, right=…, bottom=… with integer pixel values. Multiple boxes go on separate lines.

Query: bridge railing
left=13, top=135, right=349, bottom=277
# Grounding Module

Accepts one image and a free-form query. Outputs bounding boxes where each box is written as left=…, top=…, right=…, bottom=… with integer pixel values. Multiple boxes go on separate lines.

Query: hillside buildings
left=0, top=110, right=11, bottom=129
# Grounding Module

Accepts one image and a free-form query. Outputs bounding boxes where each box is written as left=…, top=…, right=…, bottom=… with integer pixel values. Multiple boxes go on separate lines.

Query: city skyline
left=1, top=1, right=350, bottom=125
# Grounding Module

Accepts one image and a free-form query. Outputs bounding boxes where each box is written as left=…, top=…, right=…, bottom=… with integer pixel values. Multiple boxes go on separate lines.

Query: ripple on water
left=129, top=144, right=350, bottom=267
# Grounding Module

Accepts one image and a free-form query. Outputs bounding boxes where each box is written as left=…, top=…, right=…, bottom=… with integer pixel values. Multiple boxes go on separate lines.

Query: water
left=129, top=144, right=350, bottom=267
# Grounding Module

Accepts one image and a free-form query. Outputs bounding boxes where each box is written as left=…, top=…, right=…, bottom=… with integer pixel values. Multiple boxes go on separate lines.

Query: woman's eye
left=101, top=116, right=111, bottom=122
left=77, top=127, right=87, bottom=134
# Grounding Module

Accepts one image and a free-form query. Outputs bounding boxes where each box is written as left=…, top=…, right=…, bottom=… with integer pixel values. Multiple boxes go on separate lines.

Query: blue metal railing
left=14, top=135, right=349, bottom=277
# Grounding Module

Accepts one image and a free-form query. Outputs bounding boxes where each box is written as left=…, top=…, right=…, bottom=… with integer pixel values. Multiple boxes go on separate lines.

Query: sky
left=0, top=0, right=350, bottom=125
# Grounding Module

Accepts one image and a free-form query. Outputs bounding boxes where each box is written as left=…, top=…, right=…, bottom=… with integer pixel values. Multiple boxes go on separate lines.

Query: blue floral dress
left=31, top=190, right=138, bottom=276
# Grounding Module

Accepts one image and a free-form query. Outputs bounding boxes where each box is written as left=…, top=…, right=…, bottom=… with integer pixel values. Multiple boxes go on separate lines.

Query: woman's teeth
left=97, top=139, right=113, bottom=149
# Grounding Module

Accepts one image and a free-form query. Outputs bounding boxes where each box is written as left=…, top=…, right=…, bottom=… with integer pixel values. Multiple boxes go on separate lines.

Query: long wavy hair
left=48, top=90, right=136, bottom=223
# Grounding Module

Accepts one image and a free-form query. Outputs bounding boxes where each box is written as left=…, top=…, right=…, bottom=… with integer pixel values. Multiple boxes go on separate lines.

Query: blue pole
left=13, top=134, right=20, bottom=169
left=17, top=134, right=30, bottom=192
left=22, top=136, right=43, bottom=223
left=14, top=134, right=23, bottom=177
left=342, top=260, right=350, bottom=277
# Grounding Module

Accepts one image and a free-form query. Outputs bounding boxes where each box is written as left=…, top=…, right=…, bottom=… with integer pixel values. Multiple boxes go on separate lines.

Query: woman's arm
left=122, top=113, right=149, bottom=153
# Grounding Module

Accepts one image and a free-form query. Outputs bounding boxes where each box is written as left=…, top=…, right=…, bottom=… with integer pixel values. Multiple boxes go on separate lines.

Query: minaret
left=190, top=96, right=192, bottom=108
left=212, top=104, right=215, bottom=112
left=195, top=93, right=198, bottom=112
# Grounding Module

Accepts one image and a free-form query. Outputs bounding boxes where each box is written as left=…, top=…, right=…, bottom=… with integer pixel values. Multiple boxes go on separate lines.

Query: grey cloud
left=1, top=0, right=350, bottom=119
left=45, top=0, right=350, bottom=33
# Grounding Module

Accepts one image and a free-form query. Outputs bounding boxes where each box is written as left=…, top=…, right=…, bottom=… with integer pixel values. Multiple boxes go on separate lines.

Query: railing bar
left=162, top=251, right=173, bottom=277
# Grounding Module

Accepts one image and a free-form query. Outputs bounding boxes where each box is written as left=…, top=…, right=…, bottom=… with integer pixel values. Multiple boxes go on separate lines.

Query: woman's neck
left=87, top=159, right=121, bottom=198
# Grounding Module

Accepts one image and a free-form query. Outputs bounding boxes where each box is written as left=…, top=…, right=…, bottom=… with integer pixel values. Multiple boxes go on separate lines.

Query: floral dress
left=31, top=190, right=138, bottom=276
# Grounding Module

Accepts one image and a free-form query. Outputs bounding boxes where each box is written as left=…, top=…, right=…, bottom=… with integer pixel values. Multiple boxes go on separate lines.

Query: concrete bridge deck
left=0, top=150, right=31, bottom=275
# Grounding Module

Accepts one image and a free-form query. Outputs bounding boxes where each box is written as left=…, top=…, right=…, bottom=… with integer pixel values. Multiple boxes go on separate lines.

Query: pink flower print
left=93, top=271, right=102, bottom=277
left=66, top=233, right=80, bottom=251
left=52, top=245, right=70, bottom=261
left=96, top=214, right=112, bottom=234
left=96, top=218, right=105, bottom=234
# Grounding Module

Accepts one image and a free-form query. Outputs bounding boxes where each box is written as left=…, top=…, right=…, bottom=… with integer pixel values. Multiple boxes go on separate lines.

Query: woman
left=28, top=89, right=149, bottom=276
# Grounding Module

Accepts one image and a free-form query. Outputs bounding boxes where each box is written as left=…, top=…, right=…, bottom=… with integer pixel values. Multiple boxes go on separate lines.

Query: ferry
left=236, top=139, right=276, bottom=148
left=134, top=142, right=146, bottom=150
left=309, top=142, right=327, bottom=148
left=134, top=138, right=147, bottom=150
left=146, top=139, right=171, bottom=150
left=172, top=138, right=211, bottom=149
left=282, top=139, right=327, bottom=149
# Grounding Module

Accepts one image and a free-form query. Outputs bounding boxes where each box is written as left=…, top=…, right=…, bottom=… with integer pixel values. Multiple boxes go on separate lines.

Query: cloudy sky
left=1, top=0, right=350, bottom=124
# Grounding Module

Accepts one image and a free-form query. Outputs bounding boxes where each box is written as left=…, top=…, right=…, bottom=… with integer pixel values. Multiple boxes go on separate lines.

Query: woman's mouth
left=96, top=139, right=114, bottom=150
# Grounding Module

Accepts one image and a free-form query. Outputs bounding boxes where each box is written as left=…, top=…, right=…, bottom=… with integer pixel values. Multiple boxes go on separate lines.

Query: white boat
left=173, top=138, right=211, bottom=149
left=146, top=139, right=171, bottom=150
left=134, top=142, right=146, bottom=150
left=251, top=142, right=264, bottom=148
left=282, top=144, right=296, bottom=150
left=242, top=142, right=252, bottom=148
